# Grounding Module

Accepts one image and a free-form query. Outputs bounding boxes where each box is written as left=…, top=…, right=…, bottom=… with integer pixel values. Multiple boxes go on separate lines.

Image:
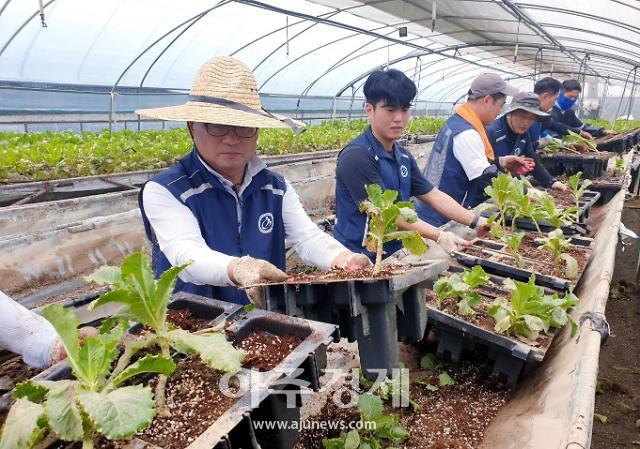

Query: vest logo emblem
left=400, top=165, right=409, bottom=178
left=258, top=213, right=274, bottom=234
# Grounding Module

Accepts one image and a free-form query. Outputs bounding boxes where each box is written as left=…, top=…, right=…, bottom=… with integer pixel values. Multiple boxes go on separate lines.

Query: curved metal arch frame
left=137, top=2, right=233, bottom=89
left=0, top=0, right=57, bottom=58
left=298, top=27, right=539, bottom=99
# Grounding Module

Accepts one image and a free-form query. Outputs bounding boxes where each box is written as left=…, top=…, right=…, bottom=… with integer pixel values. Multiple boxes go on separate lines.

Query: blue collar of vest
left=364, top=126, right=397, bottom=161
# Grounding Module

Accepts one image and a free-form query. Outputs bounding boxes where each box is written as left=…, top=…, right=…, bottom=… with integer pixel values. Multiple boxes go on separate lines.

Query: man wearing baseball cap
left=136, top=56, right=371, bottom=307
left=417, top=73, right=534, bottom=227
left=487, top=92, right=565, bottom=190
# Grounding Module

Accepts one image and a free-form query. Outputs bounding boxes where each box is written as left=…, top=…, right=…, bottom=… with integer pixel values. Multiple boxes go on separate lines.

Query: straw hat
left=136, top=56, right=289, bottom=129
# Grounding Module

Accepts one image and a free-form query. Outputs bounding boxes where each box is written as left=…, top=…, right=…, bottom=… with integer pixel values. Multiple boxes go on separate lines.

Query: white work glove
left=475, top=216, right=490, bottom=238
left=551, top=181, right=568, bottom=191
left=46, top=327, right=99, bottom=366
left=436, top=231, right=469, bottom=254
left=331, top=250, right=373, bottom=271
left=526, top=186, right=546, bottom=200
left=580, top=130, right=594, bottom=140
left=537, top=136, right=551, bottom=148
left=230, top=256, right=288, bottom=308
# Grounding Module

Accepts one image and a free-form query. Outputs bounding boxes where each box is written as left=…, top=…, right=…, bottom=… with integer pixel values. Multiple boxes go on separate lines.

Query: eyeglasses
left=202, top=123, right=258, bottom=138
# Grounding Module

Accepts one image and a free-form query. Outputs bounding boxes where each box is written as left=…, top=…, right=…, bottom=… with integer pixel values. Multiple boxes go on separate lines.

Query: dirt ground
left=591, top=196, right=640, bottom=448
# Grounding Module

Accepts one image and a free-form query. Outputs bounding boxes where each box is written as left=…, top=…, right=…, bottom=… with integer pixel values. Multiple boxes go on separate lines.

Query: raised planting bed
left=263, top=260, right=448, bottom=378
left=539, top=151, right=615, bottom=178
left=452, top=235, right=592, bottom=291
left=0, top=294, right=339, bottom=449
left=424, top=266, right=574, bottom=385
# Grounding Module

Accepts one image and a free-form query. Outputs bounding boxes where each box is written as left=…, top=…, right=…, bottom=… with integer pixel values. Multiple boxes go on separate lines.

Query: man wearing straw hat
left=136, top=56, right=371, bottom=307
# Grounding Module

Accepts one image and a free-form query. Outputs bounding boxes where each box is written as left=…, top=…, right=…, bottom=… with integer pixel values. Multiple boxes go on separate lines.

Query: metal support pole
left=331, top=97, right=337, bottom=120
left=109, top=92, right=116, bottom=132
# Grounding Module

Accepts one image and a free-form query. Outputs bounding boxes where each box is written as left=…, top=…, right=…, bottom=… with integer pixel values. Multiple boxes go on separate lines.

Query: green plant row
left=0, top=117, right=446, bottom=182
left=583, top=118, right=640, bottom=133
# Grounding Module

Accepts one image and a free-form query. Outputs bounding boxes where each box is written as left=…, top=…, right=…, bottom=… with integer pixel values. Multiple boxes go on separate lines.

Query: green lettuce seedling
left=567, top=172, right=592, bottom=222
left=322, top=394, right=408, bottom=449
left=536, top=194, right=577, bottom=229
left=501, top=232, right=526, bottom=268
left=537, top=229, right=579, bottom=279
left=84, top=252, right=244, bottom=415
left=487, top=275, right=578, bottom=342
left=0, top=305, right=175, bottom=449
left=359, top=184, right=427, bottom=274
left=433, top=265, right=490, bottom=316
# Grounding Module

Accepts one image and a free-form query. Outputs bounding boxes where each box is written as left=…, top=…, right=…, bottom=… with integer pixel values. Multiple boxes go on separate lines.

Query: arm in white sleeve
left=142, top=181, right=236, bottom=286
left=452, top=129, right=492, bottom=181
left=282, top=180, right=347, bottom=270
left=0, top=291, right=57, bottom=368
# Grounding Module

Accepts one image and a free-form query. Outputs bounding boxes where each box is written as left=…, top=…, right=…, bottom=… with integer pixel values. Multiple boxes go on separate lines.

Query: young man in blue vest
left=418, top=73, right=535, bottom=227
left=487, top=92, right=565, bottom=190
left=335, top=69, right=489, bottom=260
left=549, top=79, right=611, bottom=139
left=136, top=57, right=371, bottom=306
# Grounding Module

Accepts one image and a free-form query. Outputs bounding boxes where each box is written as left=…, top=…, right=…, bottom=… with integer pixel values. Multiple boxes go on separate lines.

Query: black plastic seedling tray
left=481, top=190, right=600, bottom=236
left=588, top=178, right=624, bottom=205
left=1, top=294, right=339, bottom=449
left=540, top=152, right=615, bottom=178
left=452, top=237, right=593, bottom=291
left=263, top=260, right=448, bottom=378
left=426, top=268, right=564, bottom=385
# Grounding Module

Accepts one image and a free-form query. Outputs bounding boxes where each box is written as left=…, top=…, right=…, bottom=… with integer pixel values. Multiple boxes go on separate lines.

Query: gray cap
left=503, top=92, right=550, bottom=117
left=468, top=73, right=519, bottom=99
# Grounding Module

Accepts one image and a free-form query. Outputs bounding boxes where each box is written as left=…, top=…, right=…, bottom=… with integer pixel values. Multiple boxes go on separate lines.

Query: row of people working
left=1, top=58, right=604, bottom=367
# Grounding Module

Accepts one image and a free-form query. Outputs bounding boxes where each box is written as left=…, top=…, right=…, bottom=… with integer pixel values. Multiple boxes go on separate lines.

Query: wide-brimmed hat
left=136, top=56, right=290, bottom=129
left=503, top=92, right=550, bottom=118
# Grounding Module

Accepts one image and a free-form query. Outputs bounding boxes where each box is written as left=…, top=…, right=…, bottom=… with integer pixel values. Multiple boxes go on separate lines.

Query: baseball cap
left=503, top=92, right=549, bottom=118
left=468, top=73, right=519, bottom=99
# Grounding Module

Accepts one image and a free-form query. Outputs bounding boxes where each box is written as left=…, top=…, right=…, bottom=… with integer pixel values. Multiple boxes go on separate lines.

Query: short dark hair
left=562, top=79, right=582, bottom=92
left=363, top=69, right=417, bottom=108
left=534, top=77, right=561, bottom=95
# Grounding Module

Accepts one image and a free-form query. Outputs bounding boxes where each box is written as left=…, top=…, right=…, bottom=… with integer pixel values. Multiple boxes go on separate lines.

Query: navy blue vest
left=334, top=128, right=413, bottom=260
left=138, top=149, right=287, bottom=305
left=416, top=114, right=484, bottom=227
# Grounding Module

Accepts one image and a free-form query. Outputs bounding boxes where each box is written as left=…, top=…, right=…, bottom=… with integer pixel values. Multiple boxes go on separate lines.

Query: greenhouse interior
left=1, top=1, right=639, bottom=448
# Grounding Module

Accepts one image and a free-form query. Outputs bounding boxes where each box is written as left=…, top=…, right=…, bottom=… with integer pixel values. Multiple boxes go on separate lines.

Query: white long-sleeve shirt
left=0, top=290, right=57, bottom=368
left=142, top=154, right=347, bottom=287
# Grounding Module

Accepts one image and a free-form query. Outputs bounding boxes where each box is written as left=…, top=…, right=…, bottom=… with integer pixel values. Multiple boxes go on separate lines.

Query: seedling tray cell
left=263, top=260, right=448, bottom=378
left=452, top=237, right=592, bottom=291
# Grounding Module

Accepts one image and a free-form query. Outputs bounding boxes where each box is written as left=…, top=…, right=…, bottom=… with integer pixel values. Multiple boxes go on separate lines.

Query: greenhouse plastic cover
left=0, top=0, right=639, bottom=102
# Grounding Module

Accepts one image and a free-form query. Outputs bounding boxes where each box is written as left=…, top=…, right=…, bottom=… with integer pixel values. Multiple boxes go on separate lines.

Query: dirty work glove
left=475, top=216, right=490, bottom=238
left=436, top=231, right=469, bottom=254
left=551, top=181, right=568, bottom=191
left=46, top=327, right=99, bottom=366
left=331, top=251, right=373, bottom=271
left=537, top=136, right=551, bottom=148
left=231, top=256, right=288, bottom=308
left=499, top=155, right=535, bottom=175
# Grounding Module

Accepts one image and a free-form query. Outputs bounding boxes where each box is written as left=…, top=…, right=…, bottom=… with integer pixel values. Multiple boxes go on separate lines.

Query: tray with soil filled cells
left=424, top=266, right=571, bottom=385
left=452, top=235, right=592, bottom=291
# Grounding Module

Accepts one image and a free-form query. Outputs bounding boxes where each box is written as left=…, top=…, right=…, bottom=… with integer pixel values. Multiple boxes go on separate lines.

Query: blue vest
left=416, top=114, right=484, bottom=227
left=138, top=149, right=286, bottom=305
left=334, top=128, right=413, bottom=260
left=487, top=115, right=531, bottom=159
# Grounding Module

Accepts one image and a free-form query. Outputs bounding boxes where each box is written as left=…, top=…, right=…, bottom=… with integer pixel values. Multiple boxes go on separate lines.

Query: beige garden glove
left=46, top=327, right=99, bottom=366
left=436, top=231, right=469, bottom=254
left=551, top=181, right=568, bottom=191
left=230, top=256, right=288, bottom=308
left=331, top=250, right=373, bottom=271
